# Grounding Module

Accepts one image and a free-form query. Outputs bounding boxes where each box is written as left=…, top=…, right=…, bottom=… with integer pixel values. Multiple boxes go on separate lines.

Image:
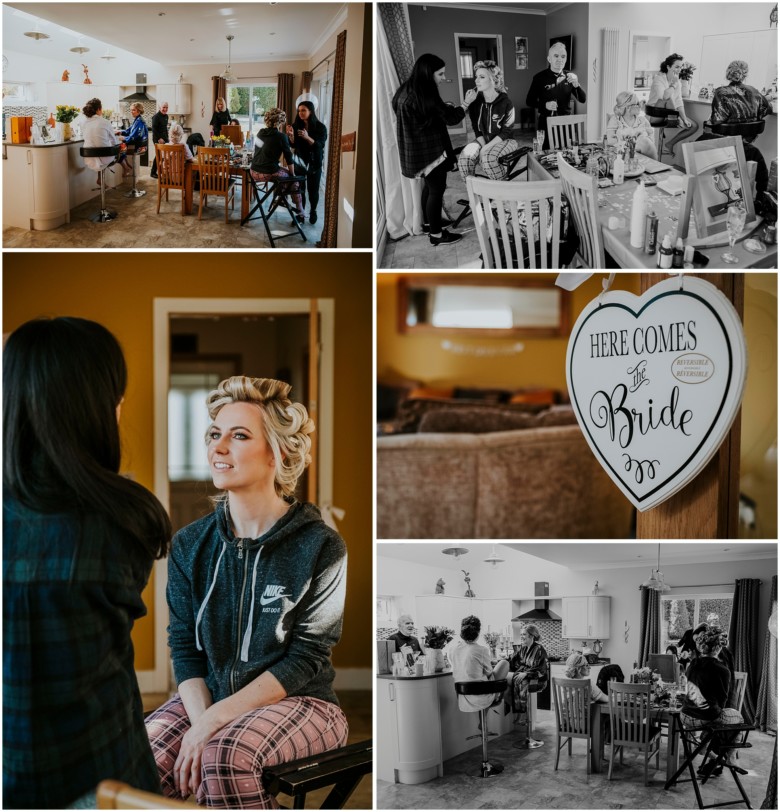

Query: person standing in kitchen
left=526, top=41, right=586, bottom=149
left=150, top=100, right=169, bottom=179
left=210, top=96, right=231, bottom=138
left=388, top=614, right=424, bottom=666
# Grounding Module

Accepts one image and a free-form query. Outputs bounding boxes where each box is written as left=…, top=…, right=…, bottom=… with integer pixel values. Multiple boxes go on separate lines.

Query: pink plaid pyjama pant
left=458, top=138, right=519, bottom=181
left=145, top=694, right=349, bottom=808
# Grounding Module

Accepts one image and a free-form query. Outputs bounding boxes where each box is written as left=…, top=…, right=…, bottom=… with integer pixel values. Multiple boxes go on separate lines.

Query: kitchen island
left=377, top=671, right=526, bottom=785
left=2, top=139, right=122, bottom=231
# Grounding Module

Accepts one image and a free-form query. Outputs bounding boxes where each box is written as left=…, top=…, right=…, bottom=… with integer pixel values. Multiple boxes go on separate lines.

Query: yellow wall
left=4, top=256, right=373, bottom=671
left=377, top=272, right=640, bottom=391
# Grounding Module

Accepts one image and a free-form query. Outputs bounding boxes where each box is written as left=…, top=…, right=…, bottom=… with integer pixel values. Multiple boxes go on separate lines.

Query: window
left=2, top=82, right=30, bottom=102
left=227, top=84, right=277, bottom=136
left=660, top=592, right=734, bottom=653
left=168, top=372, right=222, bottom=481
left=377, top=595, right=397, bottom=626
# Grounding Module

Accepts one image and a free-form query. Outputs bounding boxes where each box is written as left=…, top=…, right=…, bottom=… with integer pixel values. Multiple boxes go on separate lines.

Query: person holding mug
left=526, top=42, right=586, bottom=149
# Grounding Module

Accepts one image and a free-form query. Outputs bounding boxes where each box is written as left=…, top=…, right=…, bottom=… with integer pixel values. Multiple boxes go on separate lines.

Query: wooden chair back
left=198, top=147, right=232, bottom=196
left=220, top=125, right=243, bottom=146
left=466, top=175, right=562, bottom=269
left=728, top=671, right=748, bottom=713
left=157, top=144, right=187, bottom=190
left=97, top=780, right=190, bottom=808
left=607, top=682, right=655, bottom=747
left=552, top=677, right=591, bottom=737
left=556, top=152, right=605, bottom=269
left=647, top=653, right=676, bottom=683
left=547, top=114, right=587, bottom=150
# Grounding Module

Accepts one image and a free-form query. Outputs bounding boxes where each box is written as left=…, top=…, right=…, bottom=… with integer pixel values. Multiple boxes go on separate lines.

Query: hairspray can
left=644, top=210, right=658, bottom=254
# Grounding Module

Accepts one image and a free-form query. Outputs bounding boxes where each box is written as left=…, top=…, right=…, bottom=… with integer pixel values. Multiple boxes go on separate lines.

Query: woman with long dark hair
left=287, top=101, right=328, bottom=225
left=3, top=317, right=172, bottom=809
left=392, top=53, right=477, bottom=246
left=647, top=53, right=699, bottom=158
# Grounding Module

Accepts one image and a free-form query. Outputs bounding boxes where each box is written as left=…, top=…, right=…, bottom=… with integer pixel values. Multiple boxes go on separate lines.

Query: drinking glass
left=533, top=136, right=542, bottom=155
left=536, top=130, right=545, bottom=150
left=721, top=203, right=747, bottom=264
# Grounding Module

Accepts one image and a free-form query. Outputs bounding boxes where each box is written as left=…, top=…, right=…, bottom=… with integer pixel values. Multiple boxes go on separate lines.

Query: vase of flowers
left=679, top=62, right=696, bottom=98
left=424, top=625, right=454, bottom=671
left=483, top=631, right=500, bottom=661
left=55, top=104, right=80, bottom=140
left=211, top=133, right=231, bottom=149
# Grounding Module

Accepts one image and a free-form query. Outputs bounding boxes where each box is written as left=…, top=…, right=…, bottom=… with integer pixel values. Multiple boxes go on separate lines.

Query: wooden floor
left=142, top=689, right=372, bottom=809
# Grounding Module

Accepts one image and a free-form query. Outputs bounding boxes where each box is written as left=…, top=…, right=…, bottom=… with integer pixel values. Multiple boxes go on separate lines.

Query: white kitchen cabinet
left=156, top=83, right=192, bottom=115
left=561, top=596, right=610, bottom=639
left=416, top=595, right=481, bottom=638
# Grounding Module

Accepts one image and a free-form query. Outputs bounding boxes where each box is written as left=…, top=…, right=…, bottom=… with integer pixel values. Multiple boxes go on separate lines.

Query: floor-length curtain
left=637, top=587, right=660, bottom=668
left=300, top=71, right=313, bottom=94
left=377, top=3, right=422, bottom=242
left=756, top=575, right=777, bottom=732
left=277, top=73, right=295, bottom=123
left=728, top=578, right=761, bottom=724
left=212, top=76, right=226, bottom=114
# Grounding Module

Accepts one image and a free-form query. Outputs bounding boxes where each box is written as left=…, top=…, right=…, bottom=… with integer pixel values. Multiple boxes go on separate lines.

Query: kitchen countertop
left=377, top=670, right=453, bottom=680
left=3, top=139, right=85, bottom=147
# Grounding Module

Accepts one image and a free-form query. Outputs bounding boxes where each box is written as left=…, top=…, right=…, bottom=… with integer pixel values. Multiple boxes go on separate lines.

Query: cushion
left=406, top=386, right=455, bottom=400
left=396, top=397, right=547, bottom=433
left=418, top=407, right=537, bottom=434
left=509, top=388, right=558, bottom=405
left=536, top=405, right=577, bottom=427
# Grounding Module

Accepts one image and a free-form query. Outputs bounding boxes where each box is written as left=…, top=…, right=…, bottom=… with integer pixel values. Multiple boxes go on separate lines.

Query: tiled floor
left=378, top=710, right=776, bottom=809
left=3, top=166, right=323, bottom=249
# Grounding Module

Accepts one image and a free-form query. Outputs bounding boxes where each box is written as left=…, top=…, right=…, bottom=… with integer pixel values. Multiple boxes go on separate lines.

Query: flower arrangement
left=633, top=666, right=655, bottom=683
left=423, top=626, right=454, bottom=650
left=212, top=134, right=231, bottom=147
left=102, top=108, right=113, bottom=121
left=55, top=104, right=80, bottom=123
left=679, top=62, right=696, bottom=82
left=483, top=631, right=501, bottom=649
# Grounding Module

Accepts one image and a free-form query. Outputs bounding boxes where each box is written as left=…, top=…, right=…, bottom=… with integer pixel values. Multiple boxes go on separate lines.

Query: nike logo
left=260, top=585, right=290, bottom=606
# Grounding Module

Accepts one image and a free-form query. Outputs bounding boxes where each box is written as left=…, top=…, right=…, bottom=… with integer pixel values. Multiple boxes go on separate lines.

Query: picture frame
left=681, top=136, right=755, bottom=238
left=549, top=34, right=574, bottom=71
left=515, top=36, right=528, bottom=70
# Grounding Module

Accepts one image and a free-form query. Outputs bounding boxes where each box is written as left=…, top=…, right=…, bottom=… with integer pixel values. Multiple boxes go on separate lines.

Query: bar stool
left=454, top=679, right=507, bottom=778
left=512, top=668, right=546, bottom=751
left=79, top=144, right=122, bottom=222
left=645, top=103, right=679, bottom=160
left=124, top=145, right=147, bottom=198
left=709, top=119, right=766, bottom=140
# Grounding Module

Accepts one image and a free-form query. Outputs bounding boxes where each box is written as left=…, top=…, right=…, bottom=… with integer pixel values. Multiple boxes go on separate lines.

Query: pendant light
left=442, top=547, right=469, bottom=559
left=221, top=35, right=236, bottom=82
left=483, top=545, right=505, bottom=568
left=24, top=30, right=50, bottom=40
left=641, top=543, right=671, bottom=592
left=70, top=39, right=89, bottom=55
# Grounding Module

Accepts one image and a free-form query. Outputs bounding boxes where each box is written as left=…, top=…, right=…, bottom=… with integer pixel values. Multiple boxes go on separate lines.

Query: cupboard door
left=562, top=596, right=588, bottom=638
left=588, top=597, right=611, bottom=639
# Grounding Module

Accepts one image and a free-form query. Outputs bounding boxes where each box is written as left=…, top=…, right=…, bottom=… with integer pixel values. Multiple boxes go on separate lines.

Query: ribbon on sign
left=319, top=503, right=346, bottom=532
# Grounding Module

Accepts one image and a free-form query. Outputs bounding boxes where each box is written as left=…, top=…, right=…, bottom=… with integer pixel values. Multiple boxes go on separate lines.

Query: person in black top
left=526, top=41, right=586, bottom=149
left=250, top=107, right=305, bottom=222
left=150, top=100, right=169, bottom=179
left=209, top=96, right=230, bottom=138
left=286, top=101, right=328, bottom=224
left=387, top=615, right=423, bottom=666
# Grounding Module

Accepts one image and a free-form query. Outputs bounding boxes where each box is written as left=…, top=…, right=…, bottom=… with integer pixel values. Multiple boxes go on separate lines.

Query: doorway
left=452, top=33, right=503, bottom=134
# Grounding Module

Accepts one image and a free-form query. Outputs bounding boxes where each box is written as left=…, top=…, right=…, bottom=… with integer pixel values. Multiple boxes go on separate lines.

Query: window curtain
left=377, top=3, right=422, bottom=240
left=300, top=71, right=313, bottom=94
left=637, top=586, right=660, bottom=668
left=211, top=76, right=227, bottom=113
left=277, top=73, right=295, bottom=123
left=728, top=578, right=761, bottom=724
left=756, top=575, right=777, bottom=733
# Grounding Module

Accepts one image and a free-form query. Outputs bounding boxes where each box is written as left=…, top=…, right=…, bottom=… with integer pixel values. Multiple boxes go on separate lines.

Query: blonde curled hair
left=263, top=107, right=287, bottom=129
left=206, top=376, right=314, bottom=498
left=473, top=60, right=506, bottom=92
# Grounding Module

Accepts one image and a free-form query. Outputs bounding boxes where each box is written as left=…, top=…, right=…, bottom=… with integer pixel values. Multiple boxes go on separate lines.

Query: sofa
left=377, top=417, right=634, bottom=539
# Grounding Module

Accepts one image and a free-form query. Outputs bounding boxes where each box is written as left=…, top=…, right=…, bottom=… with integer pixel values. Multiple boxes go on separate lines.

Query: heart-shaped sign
left=566, top=277, right=747, bottom=512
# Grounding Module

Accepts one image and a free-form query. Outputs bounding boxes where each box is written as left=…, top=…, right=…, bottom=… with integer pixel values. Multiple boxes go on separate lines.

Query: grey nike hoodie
left=167, top=500, right=346, bottom=705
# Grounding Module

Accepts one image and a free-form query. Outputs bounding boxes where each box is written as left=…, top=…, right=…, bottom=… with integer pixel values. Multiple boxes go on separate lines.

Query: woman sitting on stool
left=116, top=102, right=148, bottom=178
left=81, top=97, right=120, bottom=185
left=450, top=615, right=509, bottom=714
left=647, top=54, right=699, bottom=159
left=507, top=624, right=548, bottom=746
left=458, top=60, right=518, bottom=181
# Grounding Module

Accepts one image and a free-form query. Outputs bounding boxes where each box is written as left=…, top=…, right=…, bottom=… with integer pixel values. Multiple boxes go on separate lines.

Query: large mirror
left=397, top=276, right=570, bottom=337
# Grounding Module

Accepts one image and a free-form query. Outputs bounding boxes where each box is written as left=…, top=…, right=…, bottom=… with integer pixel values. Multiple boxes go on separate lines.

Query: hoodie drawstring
left=240, top=548, right=263, bottom=662
left=195, top=541, right=227, bottom=651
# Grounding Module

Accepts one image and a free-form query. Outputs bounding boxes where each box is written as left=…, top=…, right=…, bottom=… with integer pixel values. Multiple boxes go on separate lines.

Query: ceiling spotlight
left=24, top=31, right=50, bottom=40
left=483, top=545, right=505, bottom=568
left=442, top=547, right=469, bottom=559
left=158, top=12, right=166, bottom=16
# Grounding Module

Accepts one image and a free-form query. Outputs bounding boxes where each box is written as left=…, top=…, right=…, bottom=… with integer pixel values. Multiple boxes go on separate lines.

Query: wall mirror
left=397, top=276, right=570, bottom=338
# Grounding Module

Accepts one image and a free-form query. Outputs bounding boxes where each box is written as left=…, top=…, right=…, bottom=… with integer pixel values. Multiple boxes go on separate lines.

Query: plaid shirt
left=3, top=496, right=161, bottom=808
left=393, top=85, right=466, bottom=178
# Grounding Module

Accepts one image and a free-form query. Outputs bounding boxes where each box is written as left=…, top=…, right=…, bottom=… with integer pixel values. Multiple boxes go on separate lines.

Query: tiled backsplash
left=4, top=105, right=48, bottom=126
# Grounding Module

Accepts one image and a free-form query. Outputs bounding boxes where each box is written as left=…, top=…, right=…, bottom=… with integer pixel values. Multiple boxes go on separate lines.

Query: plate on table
left=744, top=238, right=767, bottom=254
left=612, top=165, right=644, bottom=179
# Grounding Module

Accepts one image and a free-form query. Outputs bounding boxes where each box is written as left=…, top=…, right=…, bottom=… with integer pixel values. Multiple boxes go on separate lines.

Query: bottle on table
left=672, top=237, right=685, bottom=268
left=613, top=152, right=625, bottom=184
left=630, top=180, right=647, bottom=248
left=644, top=210, right=659, bottom=254
left=657, top=234, right=673, bottom=268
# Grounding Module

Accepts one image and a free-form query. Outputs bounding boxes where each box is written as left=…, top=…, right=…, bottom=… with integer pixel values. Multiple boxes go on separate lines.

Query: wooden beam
left=636, top=274, right=744, bottom=539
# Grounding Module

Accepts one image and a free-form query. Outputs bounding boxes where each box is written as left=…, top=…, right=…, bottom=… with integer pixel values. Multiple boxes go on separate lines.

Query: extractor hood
left=513, top=582, right=561, bottom=621
left=120, top=73, right=156, bottom=102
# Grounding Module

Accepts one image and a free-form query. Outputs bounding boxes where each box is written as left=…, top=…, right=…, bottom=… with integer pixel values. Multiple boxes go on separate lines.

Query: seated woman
left=145, top=376, right=348, bottom=807
left=449, top=615, right=509, bottom=712
left=506, top=625, right=548, bottom=740
left=167, top=122, right=194, bottom=161
left=116, top=101, right=149, bottom=178
left=680, top=626, right=744, bottom=776
left=458, top=60, right=518, bottom=181
left=647, top=53, right=699, bottom=159
left=81, top=97, right=120, bottom=184
left=564, top=653, right=608, bottom=703
left=606, top=91, right=658, bottom=160
left=250, top=107, right=306, bottom=223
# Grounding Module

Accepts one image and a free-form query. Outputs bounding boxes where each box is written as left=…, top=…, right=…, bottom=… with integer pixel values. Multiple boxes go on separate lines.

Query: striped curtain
left=378, top=3, right=415, bottom=83
left=277, top=73, right=295, bottom=123
left=728, top=578, right=761, bottom=724
left=637, top=587, right=660, bottom=668
left=300, top=71, right=313, bottom=94
left=211, top=76, right=227, bottom=114
left=756, top=575, right=777, bottom=733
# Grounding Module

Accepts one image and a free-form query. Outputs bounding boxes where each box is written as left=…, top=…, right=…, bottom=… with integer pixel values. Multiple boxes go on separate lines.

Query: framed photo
left=515, top=36, right=528, bottom=70
left=681, top=136, right=755, bottom=238
left=549, top=35, right=574, bottom=71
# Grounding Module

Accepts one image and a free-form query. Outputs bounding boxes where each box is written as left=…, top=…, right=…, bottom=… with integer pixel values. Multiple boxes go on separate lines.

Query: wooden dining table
left=182, top=160, right=253, bottom=220
left=590, top=701, right=682, bottom=781
left=527, top=150, right=777, bottom=269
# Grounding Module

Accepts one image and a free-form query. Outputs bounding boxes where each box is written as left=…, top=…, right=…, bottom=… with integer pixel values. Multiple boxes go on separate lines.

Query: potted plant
left=679, top=62, right=696, bottom=98
left=424, top=625, right=454, bottom=672
left=483, top=631, right=500, bottom=660
left=55, top=105, right=80, bottom=140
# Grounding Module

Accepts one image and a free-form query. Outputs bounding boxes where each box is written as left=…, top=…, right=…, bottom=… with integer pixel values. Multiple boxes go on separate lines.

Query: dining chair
left=728, top=671, right=748, bottom=714
left=219, top=124, right=244, bottom=147
left=466, top=175, right=563, bottom=269
left=155, top=144, right=187, bottom=216
left=607, top=682, right=662, bottom=786
left=647, top=654, right=677, bottom=683
left=97, top=780, right=190, bottom=808
left=547, top=114, right=587, bottom=150
left=551, top=677, right=592, bottom=774
left=556, top=152, right=605, bottom=269
left=197, top=147, right=236, bottom=222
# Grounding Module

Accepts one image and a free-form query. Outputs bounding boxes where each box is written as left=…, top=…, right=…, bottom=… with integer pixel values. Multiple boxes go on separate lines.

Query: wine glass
left=721, top=203, right=747, bottom=264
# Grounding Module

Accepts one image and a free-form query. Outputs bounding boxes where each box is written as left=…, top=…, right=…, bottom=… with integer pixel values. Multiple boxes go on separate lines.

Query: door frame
left=451, top=32, right=504, bottom=135
left=137, top=297, right=335, bottom=693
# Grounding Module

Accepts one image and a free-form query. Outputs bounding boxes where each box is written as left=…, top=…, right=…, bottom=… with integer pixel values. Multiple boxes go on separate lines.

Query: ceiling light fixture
left=641, top=543, right=671, bottom=593
left=100, top=49, right=116, bottom=61
left=70, top=40, right=89, bottom=54
left=442, top=547, right=469, bottom=559
left=221, top=34, right=236, bottom=82
left=483, top=545, right=505, bottom=568
left=24, top=31, right=50, bottom=40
